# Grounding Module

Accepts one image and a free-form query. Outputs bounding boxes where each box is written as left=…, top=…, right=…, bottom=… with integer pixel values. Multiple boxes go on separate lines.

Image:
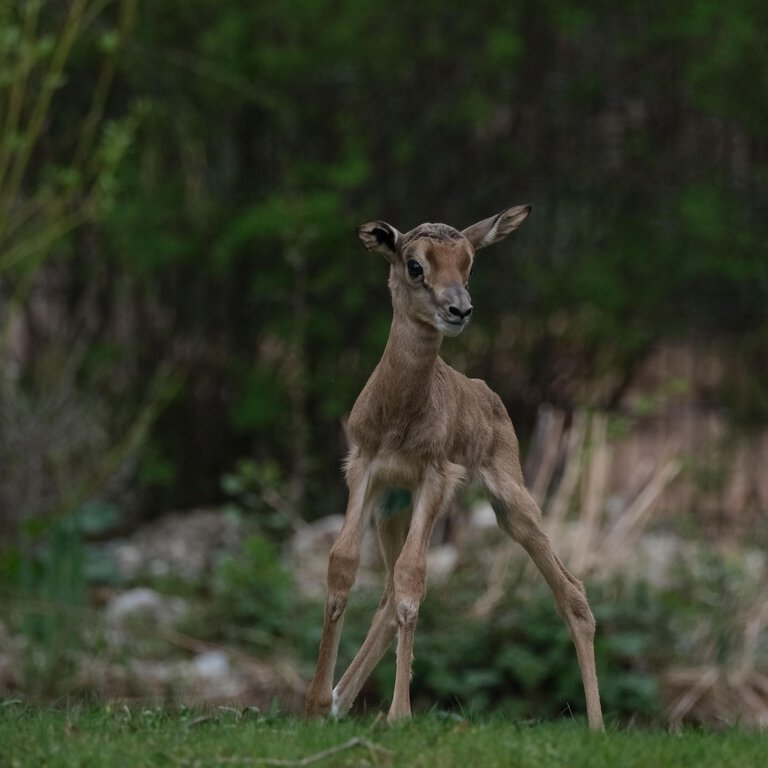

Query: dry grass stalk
left=470, top=545, right=515, bottom=620
left=664, top=667, right=768, bottom=728
left=601, top=457, right=681, bottom=571
left=547, top=410, right=587, bottom=530
left=528, top=405, right=565, bottom=505
left=740, top=597, right=768, bottom=676
left=572, top=412, right=610, bottom=573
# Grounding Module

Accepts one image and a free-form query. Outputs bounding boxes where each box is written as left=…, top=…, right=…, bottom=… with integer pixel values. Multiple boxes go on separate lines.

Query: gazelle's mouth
left=435, top=314, right=469, bottom=337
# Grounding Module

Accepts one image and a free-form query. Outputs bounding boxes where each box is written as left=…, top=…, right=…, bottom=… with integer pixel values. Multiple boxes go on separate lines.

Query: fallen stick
left=207, top=738, right=394, bottom=767
left=260, top=738, right=393, bottom=767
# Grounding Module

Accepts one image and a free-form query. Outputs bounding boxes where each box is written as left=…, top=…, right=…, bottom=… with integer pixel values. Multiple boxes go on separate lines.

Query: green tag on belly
left=378, top=488, right=412, bottom=519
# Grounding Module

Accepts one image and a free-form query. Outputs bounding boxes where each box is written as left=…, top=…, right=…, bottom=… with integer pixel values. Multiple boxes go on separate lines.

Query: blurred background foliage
left=2, top=0, right=768, bottom=529
left=1, top=0, right=768, bottom=722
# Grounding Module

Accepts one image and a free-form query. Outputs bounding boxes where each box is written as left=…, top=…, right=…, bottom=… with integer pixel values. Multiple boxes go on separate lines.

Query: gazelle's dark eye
left=406, top=259, right=424, bottom=280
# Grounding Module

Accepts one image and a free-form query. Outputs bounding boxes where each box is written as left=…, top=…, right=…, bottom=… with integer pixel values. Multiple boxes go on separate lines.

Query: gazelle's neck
left=346, top=314, right=444, bottom=451
left=380, top=314, right=443, bottom=385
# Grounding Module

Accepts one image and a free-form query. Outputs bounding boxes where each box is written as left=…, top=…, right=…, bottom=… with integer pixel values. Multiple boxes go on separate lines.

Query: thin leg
left=305, top=456, right=371, bottom=716
left=332, top=509, right=411, bottom=716
left=483, top=467, right=604, bottom=730
left=388, top=466, right=462, bottom=722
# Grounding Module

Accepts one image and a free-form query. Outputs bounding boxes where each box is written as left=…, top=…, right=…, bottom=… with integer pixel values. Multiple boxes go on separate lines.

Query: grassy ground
left=0, top=704, right=765, bottom=768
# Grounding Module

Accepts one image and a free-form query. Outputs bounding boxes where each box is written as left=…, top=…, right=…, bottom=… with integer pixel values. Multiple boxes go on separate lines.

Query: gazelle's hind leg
left=331, top=505, right=411, bottom=716
left=388, top=466, right=464, bottom=722
left=481, top=459, right=604, bottom=730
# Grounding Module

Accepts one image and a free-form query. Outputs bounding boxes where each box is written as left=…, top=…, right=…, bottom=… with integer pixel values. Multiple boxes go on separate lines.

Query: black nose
left=448, top=304, right=473, bottom=320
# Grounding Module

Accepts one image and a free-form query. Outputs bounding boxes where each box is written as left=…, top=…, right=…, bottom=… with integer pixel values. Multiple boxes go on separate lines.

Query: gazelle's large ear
left=461, top=205, right=531, bottom=251
left=357, top=221, right=401, bottom=262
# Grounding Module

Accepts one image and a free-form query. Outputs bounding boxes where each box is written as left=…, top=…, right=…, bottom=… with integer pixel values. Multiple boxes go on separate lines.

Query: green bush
left=140, top=525, right=767, bottom=725
left=207, top=534, right=294, bottom=648
left=3, top=503, right=118, bottom=695
left=402, top=577, right=662, bottom=721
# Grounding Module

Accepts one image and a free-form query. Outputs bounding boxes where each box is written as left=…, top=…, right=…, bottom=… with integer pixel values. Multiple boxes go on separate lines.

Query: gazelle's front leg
left=305, top=456, right=370, bottom=717
left=332, top=509, right=411, bottom=717
left=388, top=465, right=463, bottom=722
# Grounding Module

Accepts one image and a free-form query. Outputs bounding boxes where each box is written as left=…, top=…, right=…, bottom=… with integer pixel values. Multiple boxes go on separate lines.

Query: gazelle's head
left=357, top=206, right=531, bottom=337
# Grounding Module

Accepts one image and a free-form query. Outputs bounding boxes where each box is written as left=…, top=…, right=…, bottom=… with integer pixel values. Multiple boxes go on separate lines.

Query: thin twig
left=209, top=738, right=393, bottom=767
left=3, top=0, right=89, bottom=207
left=260, top=738, right=393, bottom=766
left=0, top=0, right=42, bottom=189
left=73, top=0, right=138, bottom=170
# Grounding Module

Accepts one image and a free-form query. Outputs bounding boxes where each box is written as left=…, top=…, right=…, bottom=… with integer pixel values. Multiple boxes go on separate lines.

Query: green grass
left=0, top=704, right=765, bottom=768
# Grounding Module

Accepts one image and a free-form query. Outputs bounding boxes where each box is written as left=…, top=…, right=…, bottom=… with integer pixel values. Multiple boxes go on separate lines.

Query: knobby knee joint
left=326, top=592, right=348, bottom=622
left=559, top=586, right=596, bottom=637
left=395, top=599, right=420, bottom=630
